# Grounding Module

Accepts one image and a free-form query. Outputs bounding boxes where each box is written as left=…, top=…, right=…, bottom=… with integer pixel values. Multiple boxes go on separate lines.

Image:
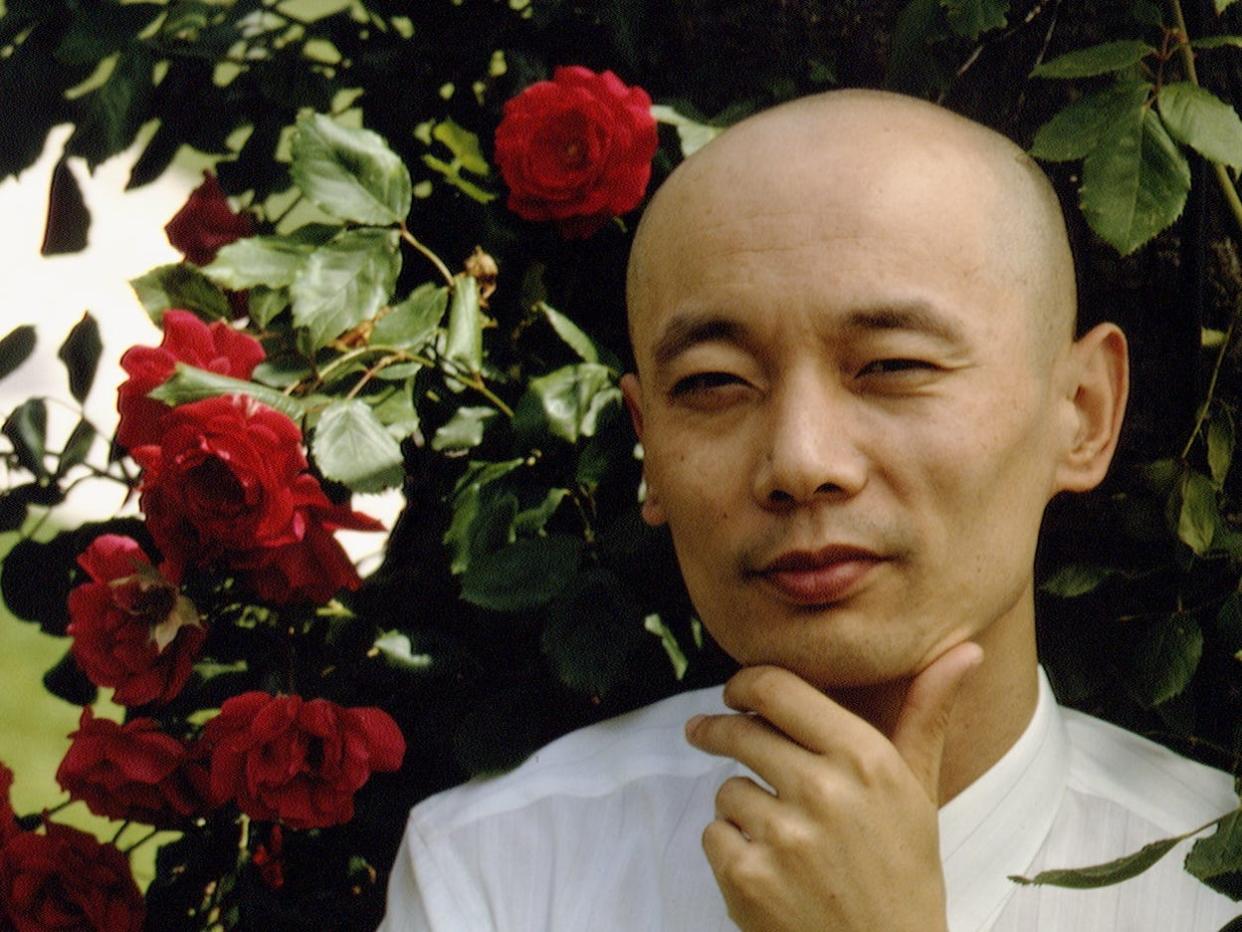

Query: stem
left=1169, top=0, right=1242, bottom=237
left=452, top=371, right=515, bottom=418
left=344, top=354, right=402, bottom=401
left=122, top=828, right=161, bottom=855
left=111, top=821, right=131, bottom=845
left=398, top=224, right=455, bottom=289
left=1180, top=311, right=1236, bottom=459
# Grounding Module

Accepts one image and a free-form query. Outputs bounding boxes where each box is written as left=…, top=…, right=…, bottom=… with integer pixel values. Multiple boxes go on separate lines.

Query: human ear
left=1054, top=322, right=1129, bottom=493
left=620, top=373, right=668, bottom=526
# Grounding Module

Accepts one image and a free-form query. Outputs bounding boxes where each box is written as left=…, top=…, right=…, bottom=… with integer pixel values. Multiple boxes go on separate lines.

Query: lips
left=757, top=546, right=883, bottom=606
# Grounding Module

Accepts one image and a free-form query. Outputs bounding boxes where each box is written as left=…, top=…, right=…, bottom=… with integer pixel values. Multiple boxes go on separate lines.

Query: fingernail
left=685, top=714, right=705, bottom=739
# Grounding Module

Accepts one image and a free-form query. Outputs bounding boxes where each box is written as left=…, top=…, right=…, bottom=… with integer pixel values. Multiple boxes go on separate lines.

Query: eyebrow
left=649, top=301, right=966, bottom=370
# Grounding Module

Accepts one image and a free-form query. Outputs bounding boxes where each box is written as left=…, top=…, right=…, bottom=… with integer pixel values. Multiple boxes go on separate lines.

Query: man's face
left=625, top=135, right=1071, bottom=690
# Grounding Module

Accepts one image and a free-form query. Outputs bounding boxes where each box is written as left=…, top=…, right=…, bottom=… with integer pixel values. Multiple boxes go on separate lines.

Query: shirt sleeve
left=377, top=814, right=493, bottom=932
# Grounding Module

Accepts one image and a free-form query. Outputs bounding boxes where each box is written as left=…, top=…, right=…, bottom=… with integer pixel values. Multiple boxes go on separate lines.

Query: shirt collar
left=939, top=667, right=1069, bottom=932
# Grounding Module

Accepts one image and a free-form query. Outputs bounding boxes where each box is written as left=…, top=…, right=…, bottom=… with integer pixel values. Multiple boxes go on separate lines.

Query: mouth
left=755, top=545, right=884, bottom=606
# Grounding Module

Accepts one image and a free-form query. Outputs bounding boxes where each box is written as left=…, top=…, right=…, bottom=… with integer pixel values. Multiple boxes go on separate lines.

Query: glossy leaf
left=370, top=384, right=421, bottom=441
left=1177, top=470, right=1220, bottom=554
left=1186, top=811, right=1242, bottom=900
left=644, top=614, right=689, bottom=680
left=130, top=263, right=231, bottom=324
left=1030, top=82, right=1151, bottom=163
left=290, top=228, right=402, bottom=349
left=1012, top=835, right=1183, bottom=888
left=514, top=363, right=621, bottom=444
left=1217, top=0, right=1238, bottom=14
left=247, top=286, right=290, bottom=328
left=2, top=399, right=48, bottom=478
left=290, top=112, right=412, bottom=225
left=444, top=459, right=524, bottom=573
left=373, top=283, right=448, bottom=350
left=1192, top=35, right=1242, bottom=49
left=204, top=236, right=317, bottom=289
left=513, top=488, right=568, bottom=535
left=542, top=569, right=645, bottom=697
left=431, top=118, right=490, bottom=176
left=444, top=276, right=483, bottom=374
left=1158, top=82, right=1242, bottom=171
left=56, top=418, right=95, bottom=475
left=1209, top=409, right=1235, bottom=488
left=1081, top=107, right=1190, bottom=255
left=431, top=405, right=496, bottom=452
left=66, top=46, right=157, bottom=170
left=1032, top=40, right=1155, bottom=79
left=649, top=105, right=725, bottom=157
left=1130, top=614, right=1203, bottom=707
left=312, top=399, right=405, bottom=493
left=941, top=0, right=1008, bottom=39
left=148, top=364, right=307, bottom=423
left=0, top=326, right=36, bottom=381
left=56, top=312, right=102, bottom=404
left=1040, top=563, right=1116, bottom=598
left=460, top=535, right=584, bottom=612
left=539, top=303, right=620, bottom=370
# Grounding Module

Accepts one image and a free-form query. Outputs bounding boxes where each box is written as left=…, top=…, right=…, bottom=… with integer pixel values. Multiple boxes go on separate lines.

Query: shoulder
left=1060, top=706, right=1236, bottom=833
left=409, top=684, right=729, bottom=841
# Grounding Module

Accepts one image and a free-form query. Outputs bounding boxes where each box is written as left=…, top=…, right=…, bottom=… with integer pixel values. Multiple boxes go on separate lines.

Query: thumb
left=890, top=641, right=984, bottom=804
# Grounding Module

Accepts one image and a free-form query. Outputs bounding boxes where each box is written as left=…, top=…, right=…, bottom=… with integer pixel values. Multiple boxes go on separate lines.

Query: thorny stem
left=398, top=224, right=455, bottom=289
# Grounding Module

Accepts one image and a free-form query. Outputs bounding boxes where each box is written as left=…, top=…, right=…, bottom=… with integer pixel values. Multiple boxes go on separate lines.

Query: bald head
left=627, top=89, right=1076, bottom=373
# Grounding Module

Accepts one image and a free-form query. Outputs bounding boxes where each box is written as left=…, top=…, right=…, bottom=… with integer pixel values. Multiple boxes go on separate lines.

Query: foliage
left=2, top=0, right=1242, bottom=926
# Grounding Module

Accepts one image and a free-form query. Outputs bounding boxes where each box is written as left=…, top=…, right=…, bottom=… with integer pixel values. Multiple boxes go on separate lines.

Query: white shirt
left=379, top=671, right=1240, bottom=931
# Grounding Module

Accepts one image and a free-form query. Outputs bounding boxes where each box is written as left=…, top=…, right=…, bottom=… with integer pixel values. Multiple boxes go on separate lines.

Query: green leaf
left=431, top=118, right=490, bottom=176
left=884, top=0, right=952, bottom=97
left=1177, top=470, right=1220, bottom=554
left=373, top=283, right=448, bottom=349
left=1129, top=0, right=1164, bottom=27
left=0, top=326, right=36, bottom=381
left=649, top=104, right=726, bottom=157
left=56, top=312, right=102, bottom=404
left=539, top=303, right=620, bottom=370
left=444, top=276, right=483, bottom=374
left=644, top=613, right=689, bottom=680
left=290, top=228, right=402, bottom=349
left=513, top=488, right=568, bottom=535
left=1186, top=811, right=1242, bottom=900
left=542, top=569, right=645, bottom=697
left=1040, top=563, right=1116, bottom=597
left=1081, top=107, right=1190, bottom=255
left=204, top=236, right=316, bottom=289
left=290, top=112, right=412, bottom=225
left=148, top=364, right=307, bottom=423
left=1209, top=409, right=1235, bottom=487
left=1032, top=40, right=1156, bottom=79
left=3, top=399, right=48, bottom=478
left=422, top=155, right=499, bottom=204
left=1130, top=614, right=1203, bottom=707
left=444, top=459, right=524, bottom=574
left=431, top=405, right=496, bottom=452
left=461, top=535, right=584, bottom=612
left=66, top=46, right=157, bottom=170
left=1217, top=0, right=1239, bottom=14
left=373, top=631, right=431, bottom=671
left=1030, top=82, right=1152, bottom=163
left=129, top=264, right=231, bottom=324
left=54, top=3, right=163, bottom=66
left=1011, top=835, right=1183, bottom=888
left=1192, top=35, right=1242, bottom=49
left=312, top=399, right=405, bottom=493
left=514, top=363, right=621, bottom=445
left=56, top=419, right=95, bottom=476
left=1214, top=593, right=1242, bottom=654
left=247, top=287, right=290, bottom=328
left=941, top=0, right=1008, bottom=39
left=1158, top=82, right=1242, bottom=171
left=370, top=384, right=421, bottom=441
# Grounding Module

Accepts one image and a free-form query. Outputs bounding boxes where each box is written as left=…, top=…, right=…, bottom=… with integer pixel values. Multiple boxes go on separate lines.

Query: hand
left=684, top=642, right=983, bottom=932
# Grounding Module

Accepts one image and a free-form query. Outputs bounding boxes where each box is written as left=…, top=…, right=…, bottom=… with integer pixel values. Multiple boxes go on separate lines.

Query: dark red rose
left=55, top=709, right=210, bottom=828
left=494, top=66, right=658, bottom=238
left=165, top=171, right=254, bottom=266
left=131, top=396, right=382, bottom=604
left=0, top=762, right=18, bottom=846
left=251, top=824, right=285, bottom=890
left=0, top=822, right=144, bottom=932
left=116, top=309, right=265, bottom=450
left=67, top=535, right=204, bottom=707
left=202, top=692, right=405, bottom=829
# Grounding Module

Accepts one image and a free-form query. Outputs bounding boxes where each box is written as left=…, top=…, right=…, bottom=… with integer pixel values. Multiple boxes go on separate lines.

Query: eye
left=668, top=372, right=750, bottom=408
left=856, top=358, right=937, bottom=377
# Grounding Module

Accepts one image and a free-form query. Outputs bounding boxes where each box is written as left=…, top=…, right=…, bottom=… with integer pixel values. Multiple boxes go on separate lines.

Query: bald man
left=380, top=91, right=1238, bottom=931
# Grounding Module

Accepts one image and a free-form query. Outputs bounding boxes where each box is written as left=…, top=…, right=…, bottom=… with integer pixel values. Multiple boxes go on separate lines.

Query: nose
left=752, top=378, right=868, bottom=508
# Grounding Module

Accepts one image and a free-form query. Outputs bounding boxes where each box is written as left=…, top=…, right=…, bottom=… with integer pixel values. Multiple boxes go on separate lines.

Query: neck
left=827, top=595, right=1041, bottom=806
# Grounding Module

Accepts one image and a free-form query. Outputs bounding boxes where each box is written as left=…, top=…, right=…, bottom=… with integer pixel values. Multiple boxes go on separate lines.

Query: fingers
left=714, top=774, right=780, bottom=841
left=890, top=642, right=983, bottom=803
left=686, top=710, right=813, bottom=795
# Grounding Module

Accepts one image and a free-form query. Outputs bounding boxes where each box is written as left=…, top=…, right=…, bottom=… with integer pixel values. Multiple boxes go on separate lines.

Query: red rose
left=0, top=822, right=144, bottom=932
left=165, top=171, right=254, bottom=266
left=67, top=535, right=204, bottom=707
left=55, top=708, right=210, bottom=829
left=0, top=762, right=18, bottom=846
left=116, top=309, right=265, bottom=450
left=131, top=395, right=382, bottom=604
left=494, top=66, right=658, bottom=238
left=202, top=692, right=405, bottom=829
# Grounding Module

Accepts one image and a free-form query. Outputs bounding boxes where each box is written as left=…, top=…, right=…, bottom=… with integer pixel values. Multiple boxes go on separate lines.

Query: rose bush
left=0, top=763, right=16, bottom=846
left=116, top=309, right=266, bottom=450
left=131, top=395, right=382, bottom=604
left=164, top=172, right=254, bottom=267
left=0, top=823, right=144, bottom=932
left=56, top=708, right=209, bottom=828
left=203, top=692, right=405, bottom=830
left=67, top=535, right=204, bottom=707
left=494, top=65, right=658, bottom=238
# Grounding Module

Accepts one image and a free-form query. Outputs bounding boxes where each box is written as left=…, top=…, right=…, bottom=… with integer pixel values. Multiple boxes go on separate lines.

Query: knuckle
left=733, top=665, right=783, bottom=713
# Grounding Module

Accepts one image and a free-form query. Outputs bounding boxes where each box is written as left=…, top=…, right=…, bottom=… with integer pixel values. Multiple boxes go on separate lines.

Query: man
left=380, top=90, right=1239, bottom=930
